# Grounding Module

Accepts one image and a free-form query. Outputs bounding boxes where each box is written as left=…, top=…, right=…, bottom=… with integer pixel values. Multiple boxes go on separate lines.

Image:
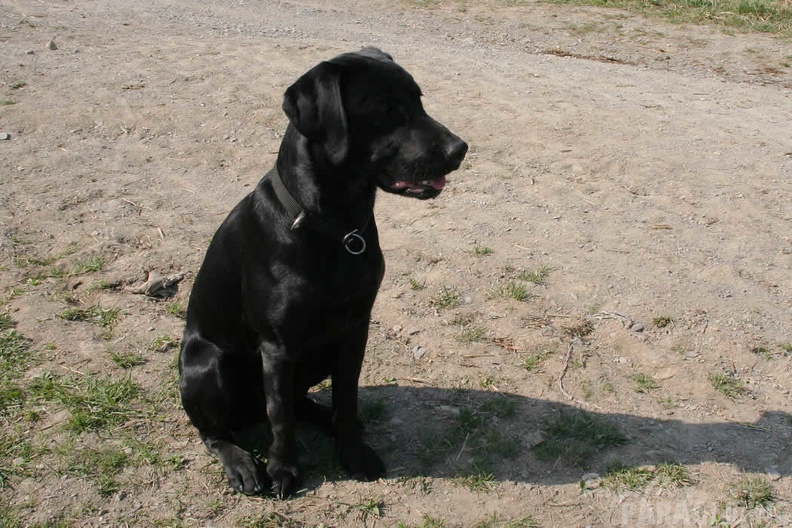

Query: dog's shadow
left=293, top=386, right=791, bottom=488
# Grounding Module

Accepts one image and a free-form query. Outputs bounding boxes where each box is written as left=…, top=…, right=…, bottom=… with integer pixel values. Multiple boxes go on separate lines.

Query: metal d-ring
left=343, top=230, right=367, bottom=255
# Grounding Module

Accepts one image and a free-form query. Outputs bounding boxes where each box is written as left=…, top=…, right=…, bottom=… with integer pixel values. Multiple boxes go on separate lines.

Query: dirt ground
left=1, top=0, right=791, bottom=526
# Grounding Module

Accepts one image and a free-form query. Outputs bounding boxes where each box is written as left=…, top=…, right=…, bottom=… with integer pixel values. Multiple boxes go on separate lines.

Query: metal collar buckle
left=343, top=230, right=367, bottom=255
left=291, top=211, right=306, bottom=231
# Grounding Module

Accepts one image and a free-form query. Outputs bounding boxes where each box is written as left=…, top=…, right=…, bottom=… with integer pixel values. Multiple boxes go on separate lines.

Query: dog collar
left=269, top=168, right=370, bottom=255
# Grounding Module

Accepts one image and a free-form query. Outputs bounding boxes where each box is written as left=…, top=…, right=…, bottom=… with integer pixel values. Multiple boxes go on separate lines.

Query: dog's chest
left=306, top=247, right=384, bottom=307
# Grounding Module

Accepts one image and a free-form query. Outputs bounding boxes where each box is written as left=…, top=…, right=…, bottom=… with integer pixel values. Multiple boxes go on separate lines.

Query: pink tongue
left=429, top=175, right=446, bottom=190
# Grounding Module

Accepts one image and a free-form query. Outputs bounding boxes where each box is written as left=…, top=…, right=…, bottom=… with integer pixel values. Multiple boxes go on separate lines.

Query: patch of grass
left=478, top=376, right=496, bottom=390
left=601, top=462, right=691, bottom=491
left=407, top=0, right=441, bottom=7
left=166, top=454, right=188, bottom=471
left=0, top=432, right=38, bottom=488
left=580, top=380, right=594, bottom=400
left=480, top=396, right=517, bottom=418
left=0, top=99, right=16, bottom=106
left=545, top=0, right=792, bottom=36
left=109, top=350, right=146, bottom=369
left=54, top=375, right=142, bottom=433
left=602, top=463, right=655, bottom=490
left=350, top=498, right=383, bottom=521
left=517, top=265, right=551, bottom=285
left=0, top=502, right=21, bottom=526
left=709, top=372, right=747, bottom=400
left=730, top=476, right=773, bottom=509
left=398, top=516, right=447, bottom=528
left=92, top=279, right=121, bottom=291
left=522, top=349, right=552, bottom=372
left=653, top=316, right=674, bottom=328
left=753, top=343, right=792, bottom=359
left=453, top=469, right=496, bottom=492
left=458, top=408, right=484, bottom=433
left=239, top=511, right=300, bottom=527
left=500, top=282, right=533, bottom=302
left=416, top=396, right=520, bottom=474
left=360, top=398, right=387, bottom=423
left=165, top=302, right=186, bottom=319
left=149, top=334, right=179, bottom=352
left=409, top=276, right=427, bottom=290
left=0, top=313, right=14, bottom=331
left=474, top=514, right=541, bottom=528
left=751, top=345, right=773, bottom=360
left=66, top=446, right=129, bottom=496
left=430, top=287, right=461, bottom=310
left=655, top=462, right=692, bottom=487
left=469, top=244, right=493, bottom=256
left=57, top=304, right=120, bottom=327
left=0, top=328, right=33, bottom=418
left=15, top=247, right=101, bottom=285
left=27, top=266, right=66, bottom=285
left=69, top=253, right=105, bottom=275
left=0, top=330, right=31, bottom=377
left=457, top=325, right=488, bottom=342
left=533, top=410, right=626, bottom=467
left=476, top=429, right=521, bottom=460
left=633, top=373, right=660, bottom=393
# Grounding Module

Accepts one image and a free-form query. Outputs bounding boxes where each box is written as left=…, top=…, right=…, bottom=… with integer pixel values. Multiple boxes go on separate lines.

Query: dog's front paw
left=221, top=449, right=269, bottom=495
left=339, top=442, right=385, bottom=481
left=267, top=459, right=299, bottom=499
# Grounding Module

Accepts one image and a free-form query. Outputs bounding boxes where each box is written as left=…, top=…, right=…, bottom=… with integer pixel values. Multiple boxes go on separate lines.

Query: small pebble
left=412, top=345, right=426, bottom=360
left=437, top=405, right=460, bottom=417
left=46, top=40, right=58, bottom=50
left=630, top=322, right=645, bottom=332
left=581, top=473, right=601, bottom=489
left=0, top=133, right=9, bottom=140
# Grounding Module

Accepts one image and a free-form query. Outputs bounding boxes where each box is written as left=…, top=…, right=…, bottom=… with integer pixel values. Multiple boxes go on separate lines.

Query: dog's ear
left=282, top=61, right=348, bottom=166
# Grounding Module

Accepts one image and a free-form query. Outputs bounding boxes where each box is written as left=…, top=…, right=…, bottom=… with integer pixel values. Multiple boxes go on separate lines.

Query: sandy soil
left=1, top=0, right=791, bottom=526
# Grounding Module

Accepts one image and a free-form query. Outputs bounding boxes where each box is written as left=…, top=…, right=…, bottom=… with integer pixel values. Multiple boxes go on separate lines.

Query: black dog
left=179, top=47, right=467, bottom=499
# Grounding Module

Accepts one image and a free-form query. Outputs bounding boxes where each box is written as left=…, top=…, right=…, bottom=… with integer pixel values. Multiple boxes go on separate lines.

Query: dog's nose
left=445, top=137, right=468, bottom=169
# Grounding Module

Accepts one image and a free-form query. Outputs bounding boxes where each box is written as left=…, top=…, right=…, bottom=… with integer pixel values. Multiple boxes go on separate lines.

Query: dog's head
left=282, top=47, right=467, bottom=200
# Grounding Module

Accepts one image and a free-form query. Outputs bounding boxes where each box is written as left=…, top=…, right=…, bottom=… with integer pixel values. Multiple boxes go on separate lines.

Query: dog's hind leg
left=180, top=335, right=269, bottom=495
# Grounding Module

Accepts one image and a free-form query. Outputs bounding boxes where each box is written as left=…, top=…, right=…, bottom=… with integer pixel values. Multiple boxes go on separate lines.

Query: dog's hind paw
left=339, top=442, right=385, bottom=481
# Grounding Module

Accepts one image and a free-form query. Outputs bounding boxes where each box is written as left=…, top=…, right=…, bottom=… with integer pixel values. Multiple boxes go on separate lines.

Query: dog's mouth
left=385, top=175, right=446, bottom=199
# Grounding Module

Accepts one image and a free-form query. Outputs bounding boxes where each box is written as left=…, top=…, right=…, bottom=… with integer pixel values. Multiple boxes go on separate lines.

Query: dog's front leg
left=332, top=325, right=386, bottom=481
left=261, top=343, right=299, bottom=499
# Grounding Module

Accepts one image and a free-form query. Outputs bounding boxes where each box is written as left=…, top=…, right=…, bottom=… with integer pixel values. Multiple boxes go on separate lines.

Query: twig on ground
left=557, top=341, right=602, bottom=410
left=456, top=433, right=470, bottom=461
left=588, top=311, right=633, bottom=328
